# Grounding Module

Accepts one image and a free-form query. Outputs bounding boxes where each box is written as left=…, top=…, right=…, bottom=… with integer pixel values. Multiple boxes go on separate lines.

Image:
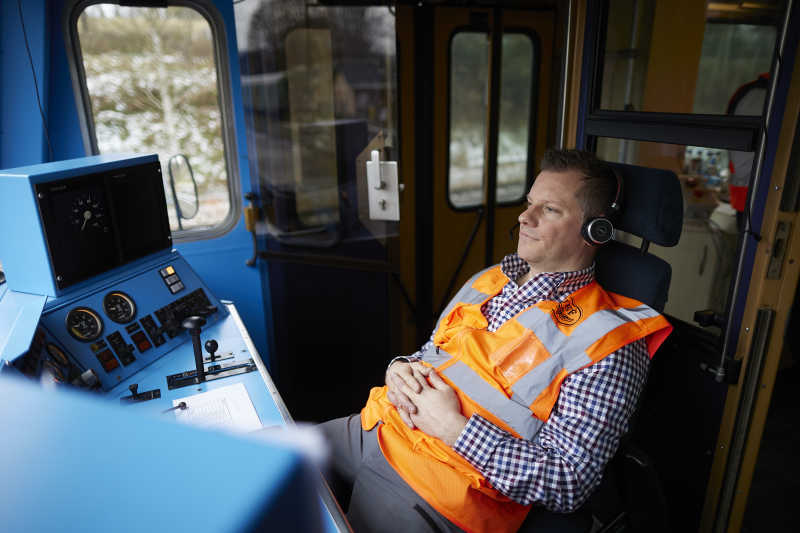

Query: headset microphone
left=508, top=221, right=520, bottom=241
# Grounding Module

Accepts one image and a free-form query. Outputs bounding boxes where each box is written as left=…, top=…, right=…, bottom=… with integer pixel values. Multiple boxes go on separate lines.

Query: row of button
left=160, top=265, right=185, bottom=294
left=92, top=317, right=158, bottom=373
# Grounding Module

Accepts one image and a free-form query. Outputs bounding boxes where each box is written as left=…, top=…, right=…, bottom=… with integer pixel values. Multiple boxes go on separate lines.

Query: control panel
left=0, top=154, right=350, bottom=532
left=0, top=154, right=171, bottom=297
left=38, top=253, right=226, bottom=391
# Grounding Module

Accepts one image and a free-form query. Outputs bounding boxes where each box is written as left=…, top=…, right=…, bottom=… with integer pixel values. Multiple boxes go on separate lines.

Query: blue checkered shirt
left=404, top=254, right=649, bottom=512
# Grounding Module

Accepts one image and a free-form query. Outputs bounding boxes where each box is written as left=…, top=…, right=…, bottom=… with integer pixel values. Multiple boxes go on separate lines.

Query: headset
left=580, top=168, right=623, bottom=246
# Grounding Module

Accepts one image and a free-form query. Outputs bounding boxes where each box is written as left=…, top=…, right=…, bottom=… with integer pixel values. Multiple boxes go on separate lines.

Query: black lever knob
left=205, top=339, right=219, bottom=362
left=181, top=316, right=207, bottom=331
left=197, top=305, right=218, bottom=317
left=128, top=383, right=139, bottom=398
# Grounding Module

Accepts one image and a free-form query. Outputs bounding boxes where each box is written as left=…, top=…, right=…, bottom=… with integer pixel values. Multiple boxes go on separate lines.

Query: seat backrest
left=588, top=163, right=684, bottom=533
left=594, top=162, right=683, bottom=312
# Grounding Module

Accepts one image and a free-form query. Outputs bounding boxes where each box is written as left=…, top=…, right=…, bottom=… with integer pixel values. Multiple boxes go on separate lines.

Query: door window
left=236, top=4, right=398, bottom=242
left=448, top=31, right=537, bottom=209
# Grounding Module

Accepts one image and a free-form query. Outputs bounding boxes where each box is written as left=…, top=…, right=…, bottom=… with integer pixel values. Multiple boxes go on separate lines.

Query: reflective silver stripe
left=443, top=361, right=544, bottom=439
left=434, top=267, right=496, bottom=331
left=513, top=305, right=660, bottom=404
left=419, top=343, right=452, bottom=368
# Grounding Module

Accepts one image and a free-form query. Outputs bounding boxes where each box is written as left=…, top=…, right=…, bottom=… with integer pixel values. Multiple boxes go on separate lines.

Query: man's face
left=517, top=169, right=593, bottom=275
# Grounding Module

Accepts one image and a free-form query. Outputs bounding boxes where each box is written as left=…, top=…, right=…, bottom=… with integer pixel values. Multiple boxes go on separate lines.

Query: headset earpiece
left=581, top=168, right=623, bottom=246
left=581, top=217, right=614, bottom=245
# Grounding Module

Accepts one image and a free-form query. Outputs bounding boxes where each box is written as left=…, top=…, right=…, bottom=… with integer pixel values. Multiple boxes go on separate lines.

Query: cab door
left=234, top=2, right=405, bottom=421
left=429, top=7, right=555, bottom=333
left=566, top=1, right=799, bottom=531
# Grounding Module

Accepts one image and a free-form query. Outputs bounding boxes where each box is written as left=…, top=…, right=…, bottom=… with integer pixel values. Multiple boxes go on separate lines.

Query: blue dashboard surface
left=0, top=374, right=323, bottom=533
left=110, top=302, right=287, bottom=428
left=40, top=252, right=227, bottom=391
left=0, top=288, right=47, bottom=364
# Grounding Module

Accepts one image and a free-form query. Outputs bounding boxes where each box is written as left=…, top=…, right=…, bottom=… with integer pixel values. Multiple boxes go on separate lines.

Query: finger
left=395, top=370, right=422, bottom=394
left=428, top=370, right=451, bottom=391
left=410, top=368, right=430, bottom=390
left=388, top=384, right=418, bottom=414
left=386, top=361, right=407, bottom=382
left=397, top=407, right=415, bottom=429
left=401, top=393, right=418, bottom=414
left=399, top=382, right=422, bottom=402
left=410, top=362, right=433, bottom=376
left=386, top=388, right=398, bottom=406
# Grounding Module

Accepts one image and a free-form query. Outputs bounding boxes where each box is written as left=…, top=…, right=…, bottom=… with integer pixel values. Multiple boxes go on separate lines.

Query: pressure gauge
left=46, top=343, right=69, bottom=366
left=70, top=193, right=109, bottom=233
left=65, top=307, right=104, bottom=342
left=103, top=291, right=137, bottom=324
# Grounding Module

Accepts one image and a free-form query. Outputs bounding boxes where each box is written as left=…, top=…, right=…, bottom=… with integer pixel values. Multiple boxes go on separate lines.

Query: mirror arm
left=167, top=155, right=183, bottom=231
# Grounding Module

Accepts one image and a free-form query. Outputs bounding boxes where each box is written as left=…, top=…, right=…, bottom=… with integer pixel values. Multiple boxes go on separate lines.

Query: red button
left=96, top=349, right=120, bottom=372
left=137, top=341, right=152, bottom=352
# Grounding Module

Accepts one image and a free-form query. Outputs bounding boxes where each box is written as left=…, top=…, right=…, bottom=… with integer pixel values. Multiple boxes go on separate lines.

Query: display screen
left=35, top=161, right=171, bottom=289
left=107, top=164, right=171, bottom=262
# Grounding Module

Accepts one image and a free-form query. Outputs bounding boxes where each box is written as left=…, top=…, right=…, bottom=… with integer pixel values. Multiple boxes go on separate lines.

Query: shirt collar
left=500, top=253, right=595, bottom=299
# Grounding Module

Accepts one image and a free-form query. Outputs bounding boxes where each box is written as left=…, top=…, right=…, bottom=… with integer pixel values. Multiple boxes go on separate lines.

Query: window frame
left=63, top=0, right=242, bottom=243
left=581, top=0, right=778, bottom=152
left=578, top=0, right=791, bottom=365
left=445, top=26, right=540, bottom=212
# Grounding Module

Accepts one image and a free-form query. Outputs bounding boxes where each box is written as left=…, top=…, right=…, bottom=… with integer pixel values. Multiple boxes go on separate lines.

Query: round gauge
left=46, top=343, right=69, bottom=366
left=65, top=307, right=104, bottom=342
left=103, top=291, right=137, bottom=324
left=70, top=193, right=109, bottom=233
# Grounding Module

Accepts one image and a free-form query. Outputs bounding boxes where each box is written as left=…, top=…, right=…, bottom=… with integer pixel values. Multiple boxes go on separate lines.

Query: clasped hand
left=385, top=361, right=468, bottom=446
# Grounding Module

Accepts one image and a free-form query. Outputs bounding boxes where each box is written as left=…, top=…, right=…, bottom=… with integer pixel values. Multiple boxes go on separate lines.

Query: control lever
left=120, top=383, right=161, bottom=404
left=199, top=305, right=218, bottom=317
left=205, top=339, right=219, bottom=363
left=181, top=316, right=207, bottom=384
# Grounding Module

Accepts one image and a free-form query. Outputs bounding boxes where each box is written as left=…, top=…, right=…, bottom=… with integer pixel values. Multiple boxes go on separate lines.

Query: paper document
left=173, top=382, right=262, bottom=434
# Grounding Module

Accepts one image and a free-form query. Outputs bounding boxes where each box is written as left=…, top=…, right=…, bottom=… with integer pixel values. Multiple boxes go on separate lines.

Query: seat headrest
left=607, top=162, right=683, bottom=247
left=596, top=241, right=672, bottom=311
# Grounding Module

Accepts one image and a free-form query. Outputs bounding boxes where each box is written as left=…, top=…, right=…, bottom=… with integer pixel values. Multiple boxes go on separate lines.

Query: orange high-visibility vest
left=361, top=265, right=672, bottom=533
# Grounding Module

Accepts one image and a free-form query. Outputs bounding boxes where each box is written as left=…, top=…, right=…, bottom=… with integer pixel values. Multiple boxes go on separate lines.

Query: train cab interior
left=1, top=1, right=799, bottom=532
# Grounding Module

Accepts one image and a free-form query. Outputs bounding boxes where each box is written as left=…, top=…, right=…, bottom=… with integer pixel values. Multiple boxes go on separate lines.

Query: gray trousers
left=318, top=415, right=464, bottom=533
left=318, top=416, right=594, bottom=533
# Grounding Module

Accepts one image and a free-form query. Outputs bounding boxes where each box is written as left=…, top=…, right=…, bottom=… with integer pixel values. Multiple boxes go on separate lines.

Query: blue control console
left=35, top=253, right=226, bottom=391
left=0, top=155, right=348, bottom=533
left=0, top=154, right=170, bottom=298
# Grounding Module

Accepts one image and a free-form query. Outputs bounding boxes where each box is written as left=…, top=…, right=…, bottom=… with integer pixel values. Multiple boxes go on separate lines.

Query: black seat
left=596, top=162, right=683, bottom=312
left=517, top=162, right=684, bottom=533
left=591, top=162, right=683, bottom=533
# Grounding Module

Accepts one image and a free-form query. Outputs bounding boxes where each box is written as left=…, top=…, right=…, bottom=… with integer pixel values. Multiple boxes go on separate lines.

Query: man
left=320, top=149, right=672, bottom=532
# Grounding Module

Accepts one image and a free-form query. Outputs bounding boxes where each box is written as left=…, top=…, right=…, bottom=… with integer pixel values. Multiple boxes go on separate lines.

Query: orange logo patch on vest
left=552, top=297, right=583, bottom=326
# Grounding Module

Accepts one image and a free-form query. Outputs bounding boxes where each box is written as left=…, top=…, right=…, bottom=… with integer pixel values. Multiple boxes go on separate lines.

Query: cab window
left=71, top=2, right=239, bottom=240
left=599, top=0, right=779, bottom=115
